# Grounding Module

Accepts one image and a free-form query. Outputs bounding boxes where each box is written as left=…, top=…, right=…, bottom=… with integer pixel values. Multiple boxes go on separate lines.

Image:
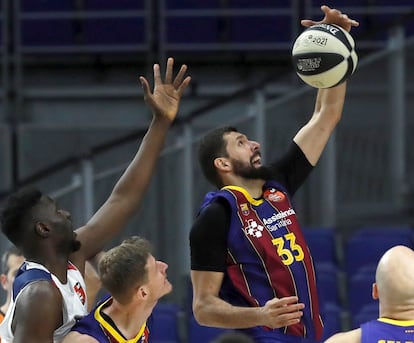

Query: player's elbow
left=192, top=299, right=211, bottom=326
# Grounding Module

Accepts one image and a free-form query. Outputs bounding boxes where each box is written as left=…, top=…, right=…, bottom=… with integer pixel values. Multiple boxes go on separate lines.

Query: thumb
left=139, top=76, right=151, bottom=99
left=301, top=19, right=318, bottom=27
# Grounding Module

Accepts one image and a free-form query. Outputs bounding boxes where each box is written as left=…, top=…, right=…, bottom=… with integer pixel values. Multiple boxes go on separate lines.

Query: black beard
left=70, top=239, right=82, bottom=253
left=232, top=159, right=273, bottom=180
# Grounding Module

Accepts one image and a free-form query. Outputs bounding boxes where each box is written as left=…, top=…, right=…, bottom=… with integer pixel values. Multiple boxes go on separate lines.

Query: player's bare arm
left=192, top=270, right=304, bottom=329
left=12, top=281, right=62, bottom=343
left=70, top=58, right=191, bottom=270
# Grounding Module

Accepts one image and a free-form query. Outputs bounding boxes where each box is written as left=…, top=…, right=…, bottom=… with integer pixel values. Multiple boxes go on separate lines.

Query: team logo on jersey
left=245, top=219, right=264, bottom=238
left=74, top=282, right=86, bottom=305
left=264, top=188, right=285, bottom=202
left=240, top=203, right=250, bottom=216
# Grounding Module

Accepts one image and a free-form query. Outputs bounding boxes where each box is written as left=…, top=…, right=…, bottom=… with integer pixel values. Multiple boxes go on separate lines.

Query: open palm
left=140, top=57, right=191, bottom=123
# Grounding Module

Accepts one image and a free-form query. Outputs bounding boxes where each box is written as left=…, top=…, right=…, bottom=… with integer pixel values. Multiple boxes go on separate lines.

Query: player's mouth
left=251, top=152, right=262, bottom=166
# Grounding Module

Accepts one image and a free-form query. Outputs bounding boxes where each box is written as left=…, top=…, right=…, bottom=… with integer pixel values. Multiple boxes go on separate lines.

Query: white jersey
left=0, top=261, right=88, bottom=343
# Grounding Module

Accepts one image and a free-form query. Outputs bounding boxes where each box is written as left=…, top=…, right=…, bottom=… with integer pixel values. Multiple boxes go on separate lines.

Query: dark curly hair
left=0, top=187, right=43, bottom=247
left=198, top=126, right=238, bottom=188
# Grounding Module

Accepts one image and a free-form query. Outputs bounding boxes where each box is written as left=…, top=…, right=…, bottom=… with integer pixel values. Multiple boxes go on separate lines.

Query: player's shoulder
left=18, top=279, right=61, bottom=305
left=324, top=328, right=361, bottom=343
left=62, top=331, right=100, bottom=343
left=198, top=196, right=230, bottom=219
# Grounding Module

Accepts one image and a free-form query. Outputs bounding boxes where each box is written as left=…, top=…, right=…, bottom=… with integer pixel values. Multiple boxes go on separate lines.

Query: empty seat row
left=151, top=303, right=233, bottom=343
left=15, top=1, right=414, bottom=52
left=304, top=225, right=414, bottom=331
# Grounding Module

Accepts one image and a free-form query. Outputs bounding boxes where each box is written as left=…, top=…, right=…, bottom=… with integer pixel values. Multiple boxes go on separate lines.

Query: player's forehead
left=39, top=195, right=57, bottom=208
left=146, top=254, right=156, bottom=270
left=225, top=131, right=247, bottom=143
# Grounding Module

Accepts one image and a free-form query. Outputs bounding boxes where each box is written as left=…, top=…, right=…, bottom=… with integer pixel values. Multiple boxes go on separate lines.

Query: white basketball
left=292, top=24, right=358, bottom=88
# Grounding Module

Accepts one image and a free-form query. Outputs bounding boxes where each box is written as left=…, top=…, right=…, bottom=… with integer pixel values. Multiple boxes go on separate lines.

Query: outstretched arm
left=191, top=270, right=304, bottom=329
left=73, top=58, right=191, bottom=268
left=293, top=6, right=359, bottom=166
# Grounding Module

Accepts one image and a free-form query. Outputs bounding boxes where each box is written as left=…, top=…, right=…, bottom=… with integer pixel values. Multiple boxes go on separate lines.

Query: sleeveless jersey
left=361, top=318, right=414, bottom=343
left=70, top=295, right=150, bottom=343
left=202, top=182, right=322, bottom=342
left=0, top=261, right=88, bottom=343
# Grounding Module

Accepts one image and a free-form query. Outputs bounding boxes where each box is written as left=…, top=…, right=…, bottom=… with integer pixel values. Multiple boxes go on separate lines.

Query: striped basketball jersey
left=202, top=182, right=322, bottom=342
left=0, top=261, right=88, bottom=343
left=361, top=318, right=414, bottom=343
left=70, top=295, right=150, bottom=343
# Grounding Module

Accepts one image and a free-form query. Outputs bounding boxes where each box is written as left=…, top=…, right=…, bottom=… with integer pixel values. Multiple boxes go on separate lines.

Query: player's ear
left=214, top=157, right=231, bottom=171
left=138, top=286, right=148, bottom=299
left=35, top=221, right=50, bottom=238
left=372, top=282, right=379, bottom=300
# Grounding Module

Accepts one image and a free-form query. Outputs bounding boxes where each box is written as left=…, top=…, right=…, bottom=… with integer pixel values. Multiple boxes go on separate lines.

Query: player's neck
left=227, top=178, right=265, bottom=199
left=104, top=301, right=151, bottom=339
left=380, top=306, right=414, bottom=321
left=27, top=254, right=70, bottom=283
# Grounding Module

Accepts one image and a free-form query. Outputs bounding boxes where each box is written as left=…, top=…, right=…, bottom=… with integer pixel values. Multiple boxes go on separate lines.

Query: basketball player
left=62, top=236, right=171, bottom=343
left=0, top=247, right=100, bottom=330
left=0, top=247, right=25, bottom=322
left=0, top=57, right=191, bottom=343
left=324, top=245, right=414, bottom=343
left=189, top=6, right=358, bottom=343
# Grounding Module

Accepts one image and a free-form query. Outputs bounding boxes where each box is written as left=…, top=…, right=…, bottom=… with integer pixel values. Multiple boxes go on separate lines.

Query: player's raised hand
left=301, top=5, right=359, bottom=32
left=140, top=57, right=191, bottom=124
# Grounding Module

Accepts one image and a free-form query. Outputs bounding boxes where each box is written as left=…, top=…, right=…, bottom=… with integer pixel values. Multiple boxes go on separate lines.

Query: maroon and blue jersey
left=201, top=181, right=322, bottom=342
left=361, top=318, right=414, bottom=343
left=70, top=295, right=151, bottom=343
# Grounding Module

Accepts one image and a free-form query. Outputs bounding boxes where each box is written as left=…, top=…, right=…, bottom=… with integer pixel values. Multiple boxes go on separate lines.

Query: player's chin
left=164, top=280, right=173, bottom=294
left=71, top=239, right=82, bottom=253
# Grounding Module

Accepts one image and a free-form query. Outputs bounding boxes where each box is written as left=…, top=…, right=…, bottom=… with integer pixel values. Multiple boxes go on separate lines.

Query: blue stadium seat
left=347, top=266, right=378, bottom=319
left=229, top=0, right=291, bottom=8
left=321, top=303, right=342, bottom=341
left=406, top=20, right=414, bottom=37
left=345, top=226, right=413, bottom=277
left=316, top=262, right=340, bottom=307
left=352, top=303, right=378, bottom=328
left=303, top=227, right=337, bottom=265
left=228, top=16, right=292, bottom=44
left=21, top=0, right=74, bottom=11
left=21, top=19, right=77, bottom=47
left=166, top=17, right=220, bottom=44
left=84, top=0, right=145, bottom=10
left=20, top=0, right=76, bottom=48
left=166, top=0, right=221, bottom=9
left=188, top=315, right=230, bottom=343
left=308, top=0, right=362, bottom=7
left=83, top=18, right=146, bottom=45
left=151, top=303, right=180, bottom=343
left=372, top=0, right=414, bottom=5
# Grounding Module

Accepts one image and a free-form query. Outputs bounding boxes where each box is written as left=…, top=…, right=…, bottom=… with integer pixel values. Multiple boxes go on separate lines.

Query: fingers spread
left=164, top=57, right=174, bottom=84
left=176, top=76, right=192, bottom=97
left=173, top=64, right=188, bottom=89
left=139, top=76, right=150, bottom=97
left=153, top=63, right=162, bottom=86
